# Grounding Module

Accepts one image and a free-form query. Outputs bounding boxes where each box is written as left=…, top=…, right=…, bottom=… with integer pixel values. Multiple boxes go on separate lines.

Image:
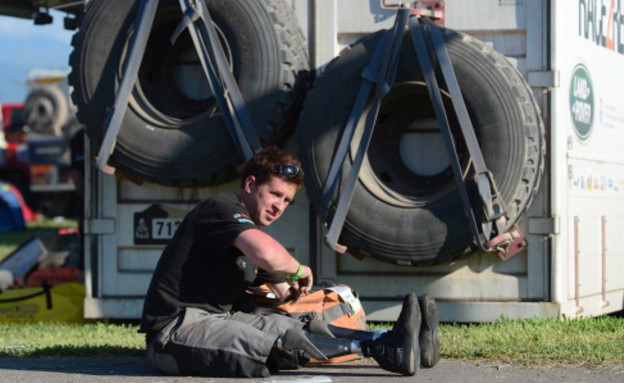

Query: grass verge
left=1, top=316, right=623, bottom=367
left=0, top=322, right=144, bottom=357
left=442, top=315, right=624, bottom=367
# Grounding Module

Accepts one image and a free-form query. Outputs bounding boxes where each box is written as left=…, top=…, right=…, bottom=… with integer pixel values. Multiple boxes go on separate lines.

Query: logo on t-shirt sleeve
left=233, top=213, right=254, bottom=225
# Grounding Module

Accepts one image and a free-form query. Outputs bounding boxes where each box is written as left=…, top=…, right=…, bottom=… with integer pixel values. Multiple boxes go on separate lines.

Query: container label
left=579, top=0, right=624, bottom=55
left=151, top=218, right=181, bottom=240
left=134, top=204, right=186, bottom=245
left=569, top=63, right=595, bottom=140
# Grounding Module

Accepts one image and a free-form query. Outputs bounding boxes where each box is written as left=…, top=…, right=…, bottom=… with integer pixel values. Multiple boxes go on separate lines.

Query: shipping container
left=5, top=0, right=622, bottom=322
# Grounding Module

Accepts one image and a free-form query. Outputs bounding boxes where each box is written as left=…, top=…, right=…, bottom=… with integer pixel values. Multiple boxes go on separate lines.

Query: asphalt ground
left=0, top=357, right=622, bottom=383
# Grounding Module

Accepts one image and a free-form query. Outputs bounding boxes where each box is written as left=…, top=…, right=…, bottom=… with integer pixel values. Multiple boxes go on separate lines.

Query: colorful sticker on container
left=569, top=63, right=594, bottom=141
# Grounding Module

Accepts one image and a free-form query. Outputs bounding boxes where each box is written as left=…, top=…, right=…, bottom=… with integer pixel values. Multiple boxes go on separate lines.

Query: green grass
left=1, top=316, right=623, bottom=367
left=442, top=315, right=624, bottom=367
left=0, top=322, right=144, bottom=357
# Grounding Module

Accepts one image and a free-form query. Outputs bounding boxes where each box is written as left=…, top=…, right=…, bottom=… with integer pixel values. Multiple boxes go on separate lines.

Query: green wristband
left=285, top=264, right=303, bottom=281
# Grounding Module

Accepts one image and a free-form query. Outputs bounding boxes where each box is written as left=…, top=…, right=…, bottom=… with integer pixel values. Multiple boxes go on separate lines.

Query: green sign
left=569, top=64, right=594, bottom=140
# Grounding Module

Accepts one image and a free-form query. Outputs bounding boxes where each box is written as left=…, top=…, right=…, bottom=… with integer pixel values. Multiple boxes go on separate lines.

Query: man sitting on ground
left=139, top=146, right=440, bottom=377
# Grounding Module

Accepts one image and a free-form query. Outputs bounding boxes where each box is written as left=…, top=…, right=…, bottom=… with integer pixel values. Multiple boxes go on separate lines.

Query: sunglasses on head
left=270, top=165, right=303, bottom=178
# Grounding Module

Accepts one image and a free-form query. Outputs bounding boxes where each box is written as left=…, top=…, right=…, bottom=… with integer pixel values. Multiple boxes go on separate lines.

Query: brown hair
left=241, top=146, right=304, bottom=189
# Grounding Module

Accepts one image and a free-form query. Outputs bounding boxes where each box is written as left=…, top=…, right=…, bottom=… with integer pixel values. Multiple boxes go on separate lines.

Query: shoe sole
left=393, top=293, right=421, bottom=375
left=418, top=294, right=440, bottom=368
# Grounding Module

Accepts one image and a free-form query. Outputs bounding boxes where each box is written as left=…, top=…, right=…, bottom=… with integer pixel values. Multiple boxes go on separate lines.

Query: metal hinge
left=527, top=70, right=559, bottom=88
left=85, top=219, right=116, bottom=235
left=381, top=1, right=446, bottom=25
left=528, top=217, right=560, bottom=235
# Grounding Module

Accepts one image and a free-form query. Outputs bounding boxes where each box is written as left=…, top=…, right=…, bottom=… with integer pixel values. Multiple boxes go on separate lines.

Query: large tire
left=69, top=0, right=309, bottom=186
left=24, top=86, right=69, bottom=137
left=297, top=29, right=545, bottom=265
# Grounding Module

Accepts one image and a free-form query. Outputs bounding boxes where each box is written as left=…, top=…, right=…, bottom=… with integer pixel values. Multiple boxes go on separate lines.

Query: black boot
left=362, top=293, right=421, bottom=376
left=418, top=294, right=440, bottom=367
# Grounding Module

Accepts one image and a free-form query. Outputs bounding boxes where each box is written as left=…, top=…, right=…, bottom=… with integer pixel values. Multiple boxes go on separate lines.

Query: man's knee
left=147, top=341, right=180, bottom=375
left=164, top=342, right=271, bottom=377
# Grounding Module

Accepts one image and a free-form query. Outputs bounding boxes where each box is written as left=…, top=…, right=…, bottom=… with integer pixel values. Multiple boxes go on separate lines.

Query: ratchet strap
left=323, top=6, right=411, bottom=253
left=424, top=18, right=507, bottom=236
left=171, top=0, right=262, bottom=160
left=96, top=0, right=160, bottom=174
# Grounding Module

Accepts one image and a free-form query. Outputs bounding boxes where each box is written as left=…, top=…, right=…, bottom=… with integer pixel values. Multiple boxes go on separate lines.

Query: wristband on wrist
left=284, top=264, right=303, bottom=281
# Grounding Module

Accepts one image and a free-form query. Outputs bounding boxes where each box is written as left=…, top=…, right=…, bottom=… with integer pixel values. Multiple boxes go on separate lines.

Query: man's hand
left=286, top=265, right=313, bottom=295
left=233, top=230, right=313, bottom=294
left=265, top=281, right=291, bottom=299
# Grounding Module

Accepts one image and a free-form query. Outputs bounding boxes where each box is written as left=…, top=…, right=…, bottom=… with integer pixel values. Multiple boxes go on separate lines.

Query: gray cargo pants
left=146, top=307, right=304, bottom=377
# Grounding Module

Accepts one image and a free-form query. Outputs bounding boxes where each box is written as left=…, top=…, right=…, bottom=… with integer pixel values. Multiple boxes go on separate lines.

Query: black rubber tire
left=297, top=29, right=545, bottom=265
left=69, top=0, right=309, bottom=186
left=24, top=86, right=69, bottom=137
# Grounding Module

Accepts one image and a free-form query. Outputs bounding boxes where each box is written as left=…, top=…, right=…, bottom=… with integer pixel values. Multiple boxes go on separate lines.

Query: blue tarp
left=0, top=182, right=26, bottom=232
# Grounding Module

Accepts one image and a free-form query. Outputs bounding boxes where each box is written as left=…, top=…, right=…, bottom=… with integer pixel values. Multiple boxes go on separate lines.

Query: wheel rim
left=356, top=82, right=470, bottom=207
left=124, top=6, right=233, bottom=128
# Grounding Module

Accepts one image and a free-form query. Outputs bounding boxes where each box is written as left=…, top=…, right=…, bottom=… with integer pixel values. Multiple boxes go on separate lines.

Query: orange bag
left=250, top=284, right=366, bottom=363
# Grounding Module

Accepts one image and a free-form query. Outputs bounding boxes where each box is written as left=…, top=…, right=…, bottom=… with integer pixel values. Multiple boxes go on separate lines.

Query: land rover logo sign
left=569, top=63, right=594, bottom=140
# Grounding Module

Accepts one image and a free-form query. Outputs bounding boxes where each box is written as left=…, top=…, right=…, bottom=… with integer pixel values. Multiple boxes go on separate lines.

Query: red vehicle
left=0, top=102, right=29, bottom=175
left=1, top=103, right=28, bottom=141
left=1, top=102, right=75, bottom=218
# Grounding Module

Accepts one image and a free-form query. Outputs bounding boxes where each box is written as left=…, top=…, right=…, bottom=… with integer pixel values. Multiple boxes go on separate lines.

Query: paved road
left=0, top=357, right=622, bottom=383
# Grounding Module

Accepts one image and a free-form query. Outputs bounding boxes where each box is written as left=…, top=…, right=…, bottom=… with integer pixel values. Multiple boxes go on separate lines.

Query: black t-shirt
left=140, top=194, right=257, bottom=334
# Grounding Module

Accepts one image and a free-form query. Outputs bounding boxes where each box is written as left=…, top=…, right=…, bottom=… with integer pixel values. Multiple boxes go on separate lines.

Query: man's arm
left=233, top=228, right=313, bottom=294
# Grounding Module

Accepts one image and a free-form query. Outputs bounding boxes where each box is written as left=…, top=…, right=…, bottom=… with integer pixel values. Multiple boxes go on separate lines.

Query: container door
left=553, top=0, right=624, bottom=317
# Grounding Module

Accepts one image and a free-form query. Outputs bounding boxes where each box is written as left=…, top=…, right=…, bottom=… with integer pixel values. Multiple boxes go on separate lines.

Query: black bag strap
left=0, top=283, right=53, bottom=310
